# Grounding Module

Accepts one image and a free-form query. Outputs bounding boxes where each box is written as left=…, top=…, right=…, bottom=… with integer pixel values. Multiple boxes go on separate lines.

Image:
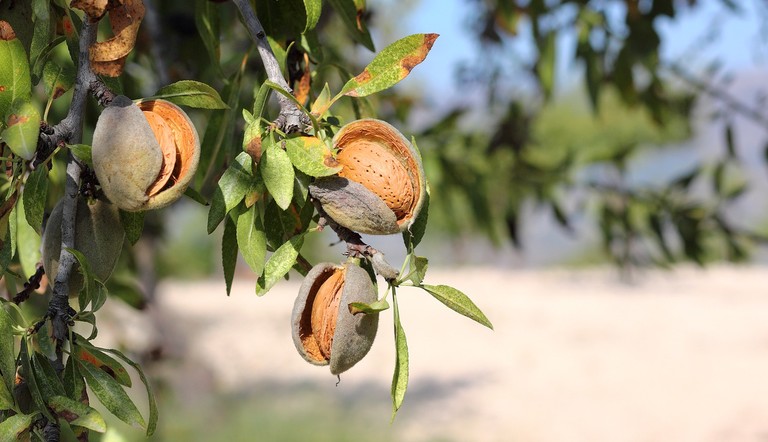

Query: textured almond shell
left=92, top=96, right=200, bottom=211
left=291, top=262, right=379, bottom=374
left=333, top=119, right=426, bottom=232
left=42, top=198, right=125, bottom=296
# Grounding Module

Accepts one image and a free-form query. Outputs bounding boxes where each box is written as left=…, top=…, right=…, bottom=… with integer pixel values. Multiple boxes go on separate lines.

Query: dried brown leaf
left=71, top=0, right=109, bottom=19
left=89, top=0, right=145, bottom=77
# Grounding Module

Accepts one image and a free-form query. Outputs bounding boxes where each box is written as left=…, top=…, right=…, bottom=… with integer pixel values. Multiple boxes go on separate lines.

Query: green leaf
left=256, top=233, right=304, bottom=296
left=402, top=179, right=429, bottom=249
left=31, top=352, right=66, bottom=404
left=0, top=374, right=13, bottom=410
left=78, top=357, right=145, bottom=430
left=326, top=0, right=375, bottom=51
left=183, top=186, right=208, bottom=206
left=29, top=0, right=51, bottom=80
left=267, top=36, right=287, bottom=78
left=242, top=109, right=263, bottom=161
left=407, top=255, right=428, bottom=286
left=222, top=214, right=237, bottom=295
left=68, top=248, right=95, bottom=310
left=337, top=33, right=438, bottom=99
left=101, top=347, right=159, bottom=436
left=119, top=210, right=145, bottom=245
left=253, top=0, right=307, bottom=40
left=15, top=196, right=40, bottom=279
left=68, top=143, right=92, bottom=168
left=391, top=291, right=408, bottom=419
left=151, top=80, right=228, bottom=109
left=0, top=31, right=32, bottom=119
left=725, top=124, right=736, bottom=157
left=49, top=395, right=107, bottom=433
left=348, top=297, right=389, bottom=315
left=303, top=0, right=322, bottom=32
left=0, top=413, right=33, bottom=440
left=42, top=59, right=74, bottom=100
left=208, top=152, right=253, bottom=233
left=22, top=166, right=48, bottom=234
left=62, top=346, right=85, bottom=401
left=537, top=31, right=556, bottom=100
left=421, top=285, right=493, bottom=330
left=236, top=203, right=267, bottom=276
left=260, top=140, right=295, bottom=210
left=194, top=0, right=221, bottom=73
left=1, top=100, right=40, bottom=160
left=252, top=81, right=272, bottom=120
left=0, top=306, right=15, bottom=396
left=285, top=136, right=342, bottom=177
left=20, top=339, right=53, bottom=420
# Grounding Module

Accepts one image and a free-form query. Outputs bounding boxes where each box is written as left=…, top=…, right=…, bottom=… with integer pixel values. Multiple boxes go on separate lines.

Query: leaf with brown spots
left=336, top=33, right=438, bottom=99
left=0, top=100, right=40, bottom=160
left=76, top=0, right=145, bottom=77
left=284, top=136, right=342, bottom=177
left=48, top=395, right=107, bottom=433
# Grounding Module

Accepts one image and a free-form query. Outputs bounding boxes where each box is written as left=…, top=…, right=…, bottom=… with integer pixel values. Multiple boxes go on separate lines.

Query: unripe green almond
left=91, top=95, right=200, bottom=211
left=291, top=261, right=379, bottom=375
left=309, top=177, right=400, bottom=235
left=42, top=197, right=124, bottom=296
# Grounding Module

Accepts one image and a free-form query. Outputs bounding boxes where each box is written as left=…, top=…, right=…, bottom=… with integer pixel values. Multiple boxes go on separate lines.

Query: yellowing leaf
left=338, top=33, right=438, bottom=99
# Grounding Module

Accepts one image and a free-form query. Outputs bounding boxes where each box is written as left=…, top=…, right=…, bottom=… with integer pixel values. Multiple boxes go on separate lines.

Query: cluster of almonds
left=43, top=94, right=425, bottom=375
left=292, top=119, right=426, bottom=374
left=42, top=95, right=200, bottom=295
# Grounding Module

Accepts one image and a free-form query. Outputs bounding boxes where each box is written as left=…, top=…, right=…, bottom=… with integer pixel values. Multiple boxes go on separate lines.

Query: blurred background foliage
left=9, top=0, right=767, bottom=289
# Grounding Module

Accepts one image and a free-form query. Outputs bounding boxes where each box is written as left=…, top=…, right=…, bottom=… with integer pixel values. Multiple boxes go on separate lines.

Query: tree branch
left=47, top=11, right=99, bottom=389
left=231, top=0, right=309, bottom=133
left=312, top=199, right=400, bottom=281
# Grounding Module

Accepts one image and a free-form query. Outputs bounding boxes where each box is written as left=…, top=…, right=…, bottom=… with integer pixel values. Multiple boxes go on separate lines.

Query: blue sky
left=381, top=0, right=767, bottom=102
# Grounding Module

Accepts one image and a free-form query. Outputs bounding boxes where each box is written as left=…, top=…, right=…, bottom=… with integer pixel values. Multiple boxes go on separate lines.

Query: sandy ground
left=96, top=265, right=768, bottom=441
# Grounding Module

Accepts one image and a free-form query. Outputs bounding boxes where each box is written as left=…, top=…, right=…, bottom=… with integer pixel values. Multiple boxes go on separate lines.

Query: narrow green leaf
left=0, top=374, right=13, bottom=410
left=285, top=136, right=342, bottom=177
left=326, top=0, right=374, bottom=51
left=402, top=180, right=429, bottom=249
left=194, top=0, right=221, bottom=72
left=260, top=141, right=295, bottom=210
left=236, top=203, right=267, bottom=275
left=408, top=256, right=428, bottom=286
left=184, top=186, right=208, bottom=206
left=267, top=36, right=287, bottom=78
left=68, top=143, right=92, bottom=168
left=348, top=297, right=389, bottom=315
left=1, top=100, right=41, bottom=160
left=0, top=306, right=15, bottom=396
left=303, top=0, right=322, bottom=32
left=151, top=80, right=228, bottom=109
left=29, top=0, right=51, bottom=80
left=119, top=210, right=145, bottom=245
left=421, top=285, right=493, bottom=330
left=62, top=347, right=85, bottom=402
left=537, top=31, right=556, bottom=99
left=207, top=152, right=253, bottom=233
left=0, top=32, right=32, bottom=118
left=49, top=395, right=107, bottom=433
left=337, top=33, right=438, bottom=99
left=391, top=291, right=408, bottom=420
left=23, top=166, right=48, bottom=233
left=15, top=196, right=41, bottom=279
left=222, top=214, right=237, bottom=295
left=67, top=248, right=95, bottom=310
left=0, top=413, right=33, bottom=440
left=309, top=83, right=331, bottom=117
left=102, top=347, right=159, bottom=436
left=31, top=352, right=66, bottom=407
left=256, top=233, right=304, bottom=296
left=725, top=124, right=736, bottom=157
left=252, top=81, right=272, bottom=120
left=20, top=339, right=53, bottom=420
left=78, top=357, right=145, bottom=430
left=42, top=59, right=75, bottom=100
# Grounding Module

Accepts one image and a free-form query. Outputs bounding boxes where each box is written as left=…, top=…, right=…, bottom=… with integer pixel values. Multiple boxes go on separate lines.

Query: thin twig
left=12, top=264, right=45, bottom=305
left=231, top=0, right=309, bottom=133
left=665, top=62, right=768, bottom=129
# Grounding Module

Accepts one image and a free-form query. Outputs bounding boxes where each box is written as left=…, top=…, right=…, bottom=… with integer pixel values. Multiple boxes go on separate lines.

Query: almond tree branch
left=231, top=0, right=309, bottom=133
